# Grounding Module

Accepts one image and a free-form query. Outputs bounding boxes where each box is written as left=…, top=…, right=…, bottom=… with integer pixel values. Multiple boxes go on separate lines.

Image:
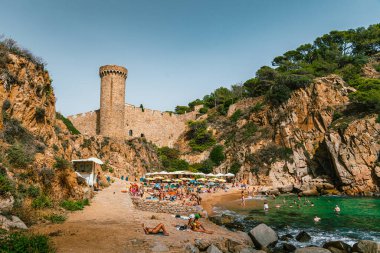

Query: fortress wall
left=67, top=105, right=199, bottom=147
left=67, top=110, right=99, bottom=136
left=124, top=104, right=191, bottom=147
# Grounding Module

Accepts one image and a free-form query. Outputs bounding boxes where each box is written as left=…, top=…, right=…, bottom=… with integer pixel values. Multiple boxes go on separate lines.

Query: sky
left=0, top=0, right=380, bottom=116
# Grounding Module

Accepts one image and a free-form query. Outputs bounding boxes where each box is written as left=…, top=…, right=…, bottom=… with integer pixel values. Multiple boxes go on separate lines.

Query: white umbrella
left=158, top=171, right=169, bottom=175
left=170, top=171, right=185, bottom=175
left=225, top=173, right=235, bottom=177
left=193, top=172, right=205, bottom=176
left=206, top=173, right=216, bottom=177
left=215, top=173, right=225, bottom=177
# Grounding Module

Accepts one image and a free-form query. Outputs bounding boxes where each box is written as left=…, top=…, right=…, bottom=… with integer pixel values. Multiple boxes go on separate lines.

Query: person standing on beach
left=241, top=190, right=246, bottom=207
left=264, top=201, right=269, bottom=212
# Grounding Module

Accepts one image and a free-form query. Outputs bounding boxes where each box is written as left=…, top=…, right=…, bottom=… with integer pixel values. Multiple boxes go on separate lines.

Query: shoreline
left=200, top=187, right=241, bottom=216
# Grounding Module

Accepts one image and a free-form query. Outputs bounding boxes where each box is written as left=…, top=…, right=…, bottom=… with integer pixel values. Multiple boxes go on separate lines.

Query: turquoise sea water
left=212, top=195, right=380, bottom=246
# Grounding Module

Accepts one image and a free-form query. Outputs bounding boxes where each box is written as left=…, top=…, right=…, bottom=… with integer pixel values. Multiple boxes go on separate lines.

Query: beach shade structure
left=217, top=179, right=227, bottom=183
left=193, top=172, right=205, bottom=176
left=197, top=178, right=207, bottom=182
left=145, top=177, right=155, bottom=181
left=173, top=179, right=182, bottom=182
left=215, top=173, right=225, bottom=177
left=205, top=173, right=216, bottom=177
left=163, top=179, right=172, bottom=182
left=225, top=173, right=235, bottom=177
left=145, top=172, right=153, bottom=176
left=180, top=178, right=191, bottom=181
left=158, top=171, right=169, bottom=175
left=153, top=176, right=164, bottom=180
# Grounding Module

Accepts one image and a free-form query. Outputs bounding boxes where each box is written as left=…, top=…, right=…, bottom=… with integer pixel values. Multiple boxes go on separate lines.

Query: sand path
left=33, top=180, right=248, bottom=253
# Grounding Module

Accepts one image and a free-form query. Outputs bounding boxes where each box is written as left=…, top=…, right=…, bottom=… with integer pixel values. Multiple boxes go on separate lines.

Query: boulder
left=280, top=234, right=294, bottom=241
left=185, top=244, right=200, bottom=253
left=0, top=215, right=27, bottom=230
left=0, top=195, right=14, bottom=212
left=209, top=214, right=235, bottom=226
left=323, top=241, right=352, bottom=253
left=249, top=223, right=278, bottom=249
left=283, top=243, right=297, bottom=252
left=295, top=247, right=331, bottom=253
left=279, top=185, right=294, bottom=193
left=295, top=231, right=311, bottom=242
left=352, top=240, right=380, bottom=253
left=195, top=239, right=211, bottom=251
left=301, top=189, right=319, bottom=196
left=207, top=244, right=222, bottom=253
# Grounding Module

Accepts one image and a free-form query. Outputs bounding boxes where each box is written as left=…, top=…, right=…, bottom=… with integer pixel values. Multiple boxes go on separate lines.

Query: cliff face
left=179, top=74, right=380, bottom=195
left=0, top=53, right=159, bottom=203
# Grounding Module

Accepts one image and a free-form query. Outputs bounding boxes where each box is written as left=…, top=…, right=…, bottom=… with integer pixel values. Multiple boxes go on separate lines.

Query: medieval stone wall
left=68, top=105, right=199, bottom=147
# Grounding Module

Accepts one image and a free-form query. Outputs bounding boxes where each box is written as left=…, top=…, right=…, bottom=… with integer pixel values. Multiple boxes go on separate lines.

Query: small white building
left=72, top=157, right=103, bottom=187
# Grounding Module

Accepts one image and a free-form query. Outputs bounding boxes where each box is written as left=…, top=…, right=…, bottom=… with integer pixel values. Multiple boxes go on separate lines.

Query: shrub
left=108, top=167, right=114, bottom=173
left=45, top=214, right=66, bottom=224
left=175, top=105, right=190, bottom=114
left=38, top=168, right=55, bottom=187
left=230, top=109, right=242, bottom=122
left=247, top=144, right=293, bottom=170
left=377, top=114, right=380, bottom=123
left=52, top=144, right=59, bottom=152
left=332, top=111, right=343, bottom=121
left=209, top=145, right=225, bottom=165
left=242, top=122, right=258, bottom=139
left=53, top=156, right=71, bottom=170
left=192, top=159, right=214, bottom=174
left=0, top=171, right=14, bottom=196
left=250, top=102, right=264, bottom=113
left=35, top=107, right=46, bottom=123
left=56, top=112, right=80, bottom=135
left=374, top=64, right=380, bottom=72
left=349, top=78, right=380, bottom=111
left=27, top=185, right=40, bottom=198
left=229, top=163, right=241, bottom=175
left=32, top=195, right=52, bottom=209
left=266, top=84, right=292, bottom=106
left=186, top=121, right=216, bottom=152
left=2, top=118, right=33, bottom=144
left=6, top=143, right=34, bottom=168
left=2, top=99, right=11, bottom=112
left=81, top=138, right=92, bottom=148
left=199, top=107, right=208, bottom=114
left=0, top=232, right=54, bottom=253
left=60, top=199, right=90, bottom=211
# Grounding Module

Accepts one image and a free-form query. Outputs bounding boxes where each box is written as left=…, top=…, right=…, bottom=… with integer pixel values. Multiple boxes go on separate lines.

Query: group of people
left=142, top=213, right=213, bottom=236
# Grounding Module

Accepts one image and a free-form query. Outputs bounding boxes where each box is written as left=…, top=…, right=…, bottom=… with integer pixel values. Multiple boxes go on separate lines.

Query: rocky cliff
left=178, top=73, right=380, bottom=195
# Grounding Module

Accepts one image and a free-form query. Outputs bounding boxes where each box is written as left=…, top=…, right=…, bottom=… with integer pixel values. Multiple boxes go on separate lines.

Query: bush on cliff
left=7, top=143, right=35, bottom=168
left=209, top=145, right=225, bottom=166
left=0, top=169, right=14, bottom=196
left=158, top=146, right=189, bottom=171
left=60, top=199, right=89, bottom=211
left=186, top=121, right=216, bottom=152
left=53, top=156, right=71, bottom=170
left=349, top=78, right=380, bottom=111
left=56, top=112, right=80, bottom=135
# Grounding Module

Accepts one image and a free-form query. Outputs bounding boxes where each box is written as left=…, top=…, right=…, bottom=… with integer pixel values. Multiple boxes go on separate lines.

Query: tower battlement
left=99, top=65, right=128, bottom=78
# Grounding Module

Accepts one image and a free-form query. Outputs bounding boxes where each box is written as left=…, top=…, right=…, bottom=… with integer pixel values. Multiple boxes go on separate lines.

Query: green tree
left=209, top=145, right=225, bottom=165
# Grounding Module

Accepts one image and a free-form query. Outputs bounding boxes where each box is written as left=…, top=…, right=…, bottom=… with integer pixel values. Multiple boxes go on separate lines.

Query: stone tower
left=99, top=65, right=128, bottom=138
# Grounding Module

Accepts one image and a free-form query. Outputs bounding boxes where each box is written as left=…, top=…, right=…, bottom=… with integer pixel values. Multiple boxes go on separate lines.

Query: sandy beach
left=32, top=180, right=252, bottom=253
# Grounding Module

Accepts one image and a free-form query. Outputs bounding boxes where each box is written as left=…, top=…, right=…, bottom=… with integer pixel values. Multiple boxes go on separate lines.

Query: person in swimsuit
left=188, top=214, right=213, bottom=234
left=142, top=223, right=169, bottom=236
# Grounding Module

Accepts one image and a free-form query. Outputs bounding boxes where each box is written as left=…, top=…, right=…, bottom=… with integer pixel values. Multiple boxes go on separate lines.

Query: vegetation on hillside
left=56, top=112, right=80, bottom=135
left=174, top=24, right=380, bottom=116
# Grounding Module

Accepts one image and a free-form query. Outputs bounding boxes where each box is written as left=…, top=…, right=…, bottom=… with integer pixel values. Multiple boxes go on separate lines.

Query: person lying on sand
left=188, top=214, right=213, bottom=234
left=142, top=223, right=169, bottom=236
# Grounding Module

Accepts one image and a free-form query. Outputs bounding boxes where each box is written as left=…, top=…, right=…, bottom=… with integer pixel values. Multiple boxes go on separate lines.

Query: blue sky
left=0, top=0, right=379, bottom=116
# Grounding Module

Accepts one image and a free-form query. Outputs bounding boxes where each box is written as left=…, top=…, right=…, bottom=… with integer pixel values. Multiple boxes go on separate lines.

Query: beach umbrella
left=145, top=177, right=155, bottom=180
left=197, top=178, right=207, bottom=182
left=173, top=179, right=182, bottom=182
left=158, top=171, right=169, bottom=175
left=205, top=173, right=216, bottom=177
left=153, top=176, right=164, bottom=180
left=145, top=172, right=153, bottom=176
left=163, top=179, right=171, bottom=182
left=217, top=179, right=226, bottom=183
left=215, top=173, right=225, bottom=177
left=180, top=177, right=191, bottom=181
left=225, top=173, right=235, bottom=177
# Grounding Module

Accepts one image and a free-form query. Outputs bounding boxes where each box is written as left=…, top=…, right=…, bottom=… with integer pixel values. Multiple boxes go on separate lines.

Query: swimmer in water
left=314, top=216, right=321, bottom=222
left=310, top=202, right=315, bottom=207
left=241, top=190, right=246, bottom=207
left=334, top=205, right=341, bottom=214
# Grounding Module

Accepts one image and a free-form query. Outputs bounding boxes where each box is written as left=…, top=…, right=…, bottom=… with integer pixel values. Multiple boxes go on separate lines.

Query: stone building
left=68, top=65, right=199, bottom=147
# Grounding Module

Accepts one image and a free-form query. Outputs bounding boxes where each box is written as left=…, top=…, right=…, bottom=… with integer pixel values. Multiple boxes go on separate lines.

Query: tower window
left=141, top=133, right=145, bottom=138
left=129, top=130, right=133, bottom=136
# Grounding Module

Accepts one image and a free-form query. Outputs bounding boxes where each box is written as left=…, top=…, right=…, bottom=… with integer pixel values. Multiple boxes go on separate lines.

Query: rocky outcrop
left=325, top=116, right=380, bottom=194
left=0, top=215, right=28, bottom=230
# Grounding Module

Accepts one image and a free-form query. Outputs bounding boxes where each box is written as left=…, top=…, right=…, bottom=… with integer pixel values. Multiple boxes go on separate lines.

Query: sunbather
left=142, top=223, right=169, bottom=236
left=188, top=214, right=213, bottom=234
